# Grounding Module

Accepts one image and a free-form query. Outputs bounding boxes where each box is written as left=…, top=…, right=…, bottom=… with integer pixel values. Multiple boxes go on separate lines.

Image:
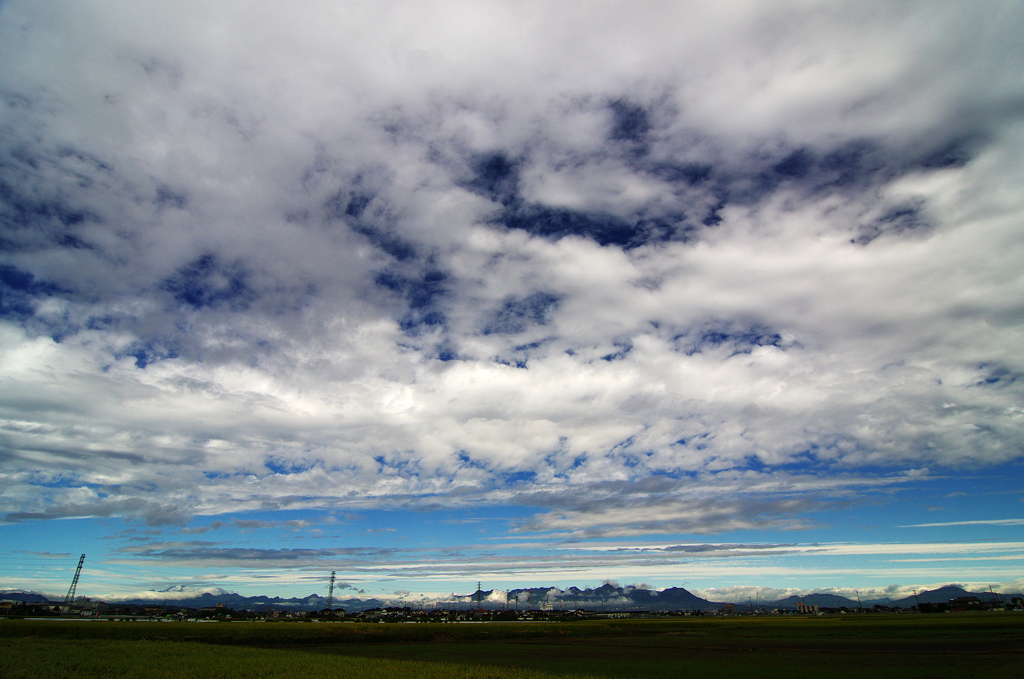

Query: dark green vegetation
left=2, top=614, right=1022, bottom=678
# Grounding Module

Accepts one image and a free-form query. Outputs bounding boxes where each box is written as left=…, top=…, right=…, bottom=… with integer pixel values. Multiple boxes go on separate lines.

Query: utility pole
left=62, top=554, right=85, bottom=614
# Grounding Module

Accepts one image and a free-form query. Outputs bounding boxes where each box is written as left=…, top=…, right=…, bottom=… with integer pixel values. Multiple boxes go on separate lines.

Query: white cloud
left=0, top=0, right=1022, bottom=539
left=901, top=519, right=1024, bottom=528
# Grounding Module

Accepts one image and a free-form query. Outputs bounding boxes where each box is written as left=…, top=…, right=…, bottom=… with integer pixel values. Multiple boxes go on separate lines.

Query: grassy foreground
left=0, top=637, right=582, bottom=679
left=2, top=614, right=1022, bottom=678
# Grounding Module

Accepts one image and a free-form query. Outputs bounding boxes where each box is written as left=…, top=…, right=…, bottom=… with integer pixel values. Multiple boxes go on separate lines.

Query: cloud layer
left=1, top=1, right=1023, bottom=536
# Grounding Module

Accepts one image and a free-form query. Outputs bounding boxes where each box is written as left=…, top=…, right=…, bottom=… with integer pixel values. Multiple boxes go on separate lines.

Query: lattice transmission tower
left=62, top=554, right=85, bottom=614
left=326, top=570, right=336, bottom=611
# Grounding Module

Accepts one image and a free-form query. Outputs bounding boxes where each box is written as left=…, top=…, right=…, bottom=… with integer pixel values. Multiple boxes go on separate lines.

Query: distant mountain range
left=769, top=593, right=861, bottom=609
left=2, top=584, right=1019, bottom=612
left=748, top=585, right=1017, bottom=611
left=0, top=590, right=53, bottom=604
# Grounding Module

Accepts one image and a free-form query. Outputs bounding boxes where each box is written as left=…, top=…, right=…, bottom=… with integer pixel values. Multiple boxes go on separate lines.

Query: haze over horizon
left=1, top=1, right=1023, bottom=603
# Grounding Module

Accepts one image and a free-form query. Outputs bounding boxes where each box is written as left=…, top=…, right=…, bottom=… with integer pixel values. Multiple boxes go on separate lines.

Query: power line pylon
left=62, top=554, right=85, bottom=614
left=326, top=571, right=336, bottom=611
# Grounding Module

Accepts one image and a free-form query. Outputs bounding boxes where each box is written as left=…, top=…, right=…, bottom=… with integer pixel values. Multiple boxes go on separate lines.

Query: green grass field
left=2, top=614, right=1022, bottom=678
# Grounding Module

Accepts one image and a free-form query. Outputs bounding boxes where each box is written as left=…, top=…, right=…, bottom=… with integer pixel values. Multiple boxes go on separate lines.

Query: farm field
left=2, top=614, right=1022, bottom=678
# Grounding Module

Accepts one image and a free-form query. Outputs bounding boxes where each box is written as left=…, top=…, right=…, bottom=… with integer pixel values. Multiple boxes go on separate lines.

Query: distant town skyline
left=1, top=2, right=1022, bottom=602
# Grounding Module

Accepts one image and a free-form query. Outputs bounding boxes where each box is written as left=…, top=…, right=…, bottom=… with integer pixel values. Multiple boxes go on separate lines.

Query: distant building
left=948, top=596, right=982, bottom=612
left=796, top=602, right=819, bottom=614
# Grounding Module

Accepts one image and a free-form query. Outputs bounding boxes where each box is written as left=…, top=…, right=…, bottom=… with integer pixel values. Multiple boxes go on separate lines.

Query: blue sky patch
left=164, top=254, right=255, bottom=311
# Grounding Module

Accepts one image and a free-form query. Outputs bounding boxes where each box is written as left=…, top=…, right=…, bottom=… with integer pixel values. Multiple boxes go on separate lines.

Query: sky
left=1, top=0, right=1023, bottom=605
